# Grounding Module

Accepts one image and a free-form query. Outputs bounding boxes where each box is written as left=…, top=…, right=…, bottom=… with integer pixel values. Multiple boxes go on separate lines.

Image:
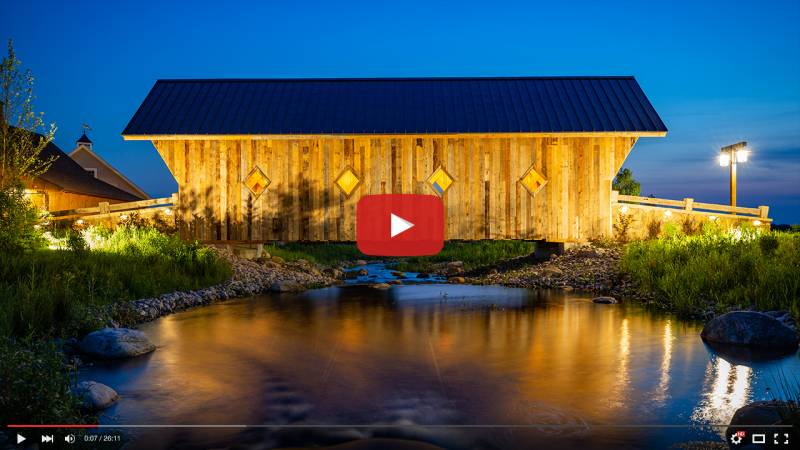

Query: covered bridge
left=122, top=77, right=667, bottom=242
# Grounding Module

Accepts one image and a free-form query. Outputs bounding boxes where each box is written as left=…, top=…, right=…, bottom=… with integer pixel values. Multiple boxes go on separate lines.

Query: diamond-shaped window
left=426, top=166, right=454, bottom=196
left=244, top=166, right=271, bottom=199
left=520, top=165, right=547, bottom=196
left=335, top=167, right=361, bottom=196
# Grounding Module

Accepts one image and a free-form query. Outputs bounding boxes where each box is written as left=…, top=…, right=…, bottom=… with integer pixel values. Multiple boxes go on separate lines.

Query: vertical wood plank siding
left=154, top=136, right=636, bottom=242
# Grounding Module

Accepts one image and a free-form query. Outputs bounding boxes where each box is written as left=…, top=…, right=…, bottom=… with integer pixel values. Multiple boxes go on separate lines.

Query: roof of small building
left=76, top=131, right=93, bottom=144
left=35, top=135, right=142, bottom=201
left=122, top=77, right=667, bottom=136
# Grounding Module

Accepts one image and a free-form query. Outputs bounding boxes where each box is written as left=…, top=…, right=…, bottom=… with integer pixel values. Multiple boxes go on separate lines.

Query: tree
left=1, top=39, right=56, bottom=191
left=613, top=167, right=641, bottom=196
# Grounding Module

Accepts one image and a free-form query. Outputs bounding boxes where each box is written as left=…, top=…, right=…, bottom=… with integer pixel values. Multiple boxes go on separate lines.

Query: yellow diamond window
left=244, top=166, right=271, bottom=199
left=520, top=165, right=547, bottom=195
left=335, top=167, right=361, bottom=196
left=426, top=166, right=454, bottom=196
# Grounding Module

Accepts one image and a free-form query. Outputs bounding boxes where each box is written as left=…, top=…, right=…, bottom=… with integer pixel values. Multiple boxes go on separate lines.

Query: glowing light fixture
left=720, top=142, right=749, bottom=208
left=753, top=220, right=762, bottom=226
left=75, top=219, right=85, bottom=225
left=164, top=208, right=173, bottom=216
left=619, top=205, right=629, bottom=214
left=708, top=215, right=717, bottom=221
left=664, top=210, right=673, bottom=218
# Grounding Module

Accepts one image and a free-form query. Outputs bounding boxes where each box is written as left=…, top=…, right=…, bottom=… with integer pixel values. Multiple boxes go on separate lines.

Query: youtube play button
left=357, top=194, right=444, bottom=256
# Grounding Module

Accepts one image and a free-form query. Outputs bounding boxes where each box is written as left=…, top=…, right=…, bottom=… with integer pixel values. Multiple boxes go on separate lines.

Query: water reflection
left=80, top=285, right=799, bottom=450
left=692, top=358, right=753, bottom=431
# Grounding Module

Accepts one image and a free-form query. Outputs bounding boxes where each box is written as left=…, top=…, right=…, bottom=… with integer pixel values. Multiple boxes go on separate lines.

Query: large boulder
left=592, top=296, right=617, bottom=304
left=701, top=311, right=799, bottom=349
left=726, top=401, right=795, bottom=449
left=80, top=328, right=156, bottom=359
left=270, top=281, right=305, bottom=293
left=72, top=381, right=119, bottom=411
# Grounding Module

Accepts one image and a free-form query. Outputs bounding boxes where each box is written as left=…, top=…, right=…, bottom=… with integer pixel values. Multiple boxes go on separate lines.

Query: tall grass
left=620, top=229, right=800, bottom=318
left=0, top=226, right=231, bottom=338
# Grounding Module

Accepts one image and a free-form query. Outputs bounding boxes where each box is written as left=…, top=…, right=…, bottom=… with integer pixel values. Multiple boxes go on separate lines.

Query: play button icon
left=17, top=434, right=26, bottom=444
left=357, top=194, right=444, bottom=256
left=390, top=213, right=415, bottom=238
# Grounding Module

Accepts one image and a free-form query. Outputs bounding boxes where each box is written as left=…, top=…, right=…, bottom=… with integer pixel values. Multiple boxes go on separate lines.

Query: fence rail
left=49, top=195, right=177, bottom=222
left=614, top=193, right=770, bottom=221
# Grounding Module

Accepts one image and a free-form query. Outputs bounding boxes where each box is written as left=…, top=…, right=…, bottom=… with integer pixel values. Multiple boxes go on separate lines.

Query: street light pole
left=719, top=141, right=749, bottom=209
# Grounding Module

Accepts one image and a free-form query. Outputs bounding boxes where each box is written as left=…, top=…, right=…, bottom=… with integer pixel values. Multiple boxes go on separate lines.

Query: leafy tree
left=613, top=167, right=641, bottom=196
left=1, top=39, right=56, bottom=190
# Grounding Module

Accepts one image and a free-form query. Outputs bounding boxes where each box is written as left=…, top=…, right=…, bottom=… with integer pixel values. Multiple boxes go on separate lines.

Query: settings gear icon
left=730, top=433, right=743, bottom=445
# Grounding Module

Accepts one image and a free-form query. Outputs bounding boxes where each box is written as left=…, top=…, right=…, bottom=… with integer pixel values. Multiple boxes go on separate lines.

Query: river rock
left=270, top=281, right=305, bottom=293
left=72, top=381, right=119, bottom=411
left=448, top=276, right=466, bottom=284
left=416, top=273, right=430, bottom=278
left=701, top=311, right=800, bottom=349
left=592, top=296, right=617, bottom=304
left=391, top=271, right=405, bottom=277
left=370, top=283, right=391, bottom=289
left=726, top=400, right=794, bottom=449
left=542, top=266, right=563, bottom=278
left=270, top=256, right=285, bottom=264
left=355, top=260, right=368, bottom=266
left=344, top=270, right=360, bottom=279
left=388, top=280, right=403, bottom=285
left=322, top=267, right=344, bottom=279
left=357, top=268, right=369, bottom=276
left=79, top=328, right=155, bottom=359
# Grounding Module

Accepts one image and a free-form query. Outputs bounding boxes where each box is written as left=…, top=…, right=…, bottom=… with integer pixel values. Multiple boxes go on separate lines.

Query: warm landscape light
left=619, top=205, right=629, bottom=214
left=75, top=219, right=84, bottom=225
left=664, top=210, right=672, bottom=218
left=752, top=220, right=762, bottom=226
left=164, top=208, right=173, bottom=216
left=718, top=153, right=731, bottom=167
left=120, top=214, right=129, bottom=220
left=708, top=215, right=717, bottom=221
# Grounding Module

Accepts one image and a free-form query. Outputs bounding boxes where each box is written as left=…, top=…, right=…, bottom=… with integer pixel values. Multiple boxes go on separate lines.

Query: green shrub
left=0, top=338, right=89, bottom=425
left=621, top=229, right=800, bottom=318
left=0, top=186, right=46, bottom=252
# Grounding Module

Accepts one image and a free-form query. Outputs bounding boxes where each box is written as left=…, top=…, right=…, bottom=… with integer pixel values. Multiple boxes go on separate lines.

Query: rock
left=448, top=276, right=466, bottom=284
left=391, top=271, right=405, bottom=277
left=270, top=256, right=285, bottom=264
left=542, top=266, right=563, bottom=278
left=322, top=268, right=343, bottom=279
left=270, top=281, right=305, bottom=293
left=370, top=283, right=391, bottom=289
left=388, top=280, right=403, bottom=285
left=355, top=260, right=368, bottom=266
left=592, top=296, right=617, bottom=304
left=447, top=261, right=464, bottom=269
left=72, top=381, right=119, bottom=411
left=262, top=261, right=279, bottom=269
left=765, top=310, right=798, bottom=331
left=416, top=273, right=430, bottom=278
left=701, top=311, right=800, bottom=349
left=357, top=268, right=369, bottom=276
left=726, top=400, right=795, bottom=448
left=487, top=268, right=499, bottom=275
left=344, top=270, right=360, bottom=279
left=562, top=286, right=574, bottom=292
left=79, top=328, right=155, bottom=359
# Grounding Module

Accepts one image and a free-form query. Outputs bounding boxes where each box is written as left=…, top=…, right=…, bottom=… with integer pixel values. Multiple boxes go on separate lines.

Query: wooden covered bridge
left=119, top=76, right=677, bottom=243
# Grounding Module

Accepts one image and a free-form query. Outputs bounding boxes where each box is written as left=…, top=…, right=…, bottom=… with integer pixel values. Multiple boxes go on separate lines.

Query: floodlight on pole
left=719, top=141, right=749, bottom=208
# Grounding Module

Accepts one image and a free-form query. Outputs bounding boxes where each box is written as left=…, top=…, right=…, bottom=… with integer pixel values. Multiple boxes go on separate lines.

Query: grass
left=265, top=240, right=535, bottom=273
left=620, top=228, right=800, bottom=318
left=265, top=242, right=366, bottom=266
left=0, top=226, right=232, bottom=339
left=391, top=240, right=535, bottom=272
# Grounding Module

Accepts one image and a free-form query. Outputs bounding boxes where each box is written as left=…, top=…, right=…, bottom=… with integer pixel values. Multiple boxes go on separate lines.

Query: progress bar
left=8, top=424, right=795, bottom=429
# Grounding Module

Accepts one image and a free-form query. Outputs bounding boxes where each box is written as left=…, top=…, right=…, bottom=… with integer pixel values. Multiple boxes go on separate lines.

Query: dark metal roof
left=123, top=77, right=667, bottom=136
left=35, top=135, right=142, bottom=201
left=76, top=131, right=92, bottom=144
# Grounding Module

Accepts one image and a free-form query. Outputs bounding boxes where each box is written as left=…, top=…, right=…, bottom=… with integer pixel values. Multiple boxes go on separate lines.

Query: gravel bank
left=106, top=246, right=336, bottom=325
left=475, top=244, right=649, bottom=301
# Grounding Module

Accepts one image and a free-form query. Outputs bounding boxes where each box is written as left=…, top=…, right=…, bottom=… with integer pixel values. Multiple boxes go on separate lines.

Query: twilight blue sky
left=3, top=0, right=799, bottom=222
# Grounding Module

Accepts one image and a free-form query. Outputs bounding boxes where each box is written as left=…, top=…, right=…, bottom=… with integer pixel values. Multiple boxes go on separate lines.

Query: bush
left=0, top=186, right=45, bottom=252
left=621, top=229, right=800, bottom=318
left=0, top=338, right=88, bottom=425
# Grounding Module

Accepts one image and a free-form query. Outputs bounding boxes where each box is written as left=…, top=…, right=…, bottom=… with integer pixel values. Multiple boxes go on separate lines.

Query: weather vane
left=82, top=123, right=92, bottom=133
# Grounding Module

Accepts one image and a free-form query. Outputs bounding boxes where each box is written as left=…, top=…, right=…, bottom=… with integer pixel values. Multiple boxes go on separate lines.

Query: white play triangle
left=390, top=213, right=415, bottom=238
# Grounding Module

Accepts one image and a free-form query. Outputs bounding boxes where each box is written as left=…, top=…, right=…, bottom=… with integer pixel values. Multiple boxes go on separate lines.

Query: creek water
left=80, top=282, right=799, bottom=449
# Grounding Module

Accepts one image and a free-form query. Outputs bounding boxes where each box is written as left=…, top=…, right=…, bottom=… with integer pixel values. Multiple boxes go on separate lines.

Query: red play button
left=356, top=194, right=444, bottom=256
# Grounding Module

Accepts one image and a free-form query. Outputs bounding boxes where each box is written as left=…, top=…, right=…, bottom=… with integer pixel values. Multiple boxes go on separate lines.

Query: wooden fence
left=49, top=194, right=177, bottom=224
left=611, top=192, right=771, bottom=240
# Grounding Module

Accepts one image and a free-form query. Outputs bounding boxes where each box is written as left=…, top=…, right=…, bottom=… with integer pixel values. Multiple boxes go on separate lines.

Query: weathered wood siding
left=152, top=135, right=637, bottom=242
